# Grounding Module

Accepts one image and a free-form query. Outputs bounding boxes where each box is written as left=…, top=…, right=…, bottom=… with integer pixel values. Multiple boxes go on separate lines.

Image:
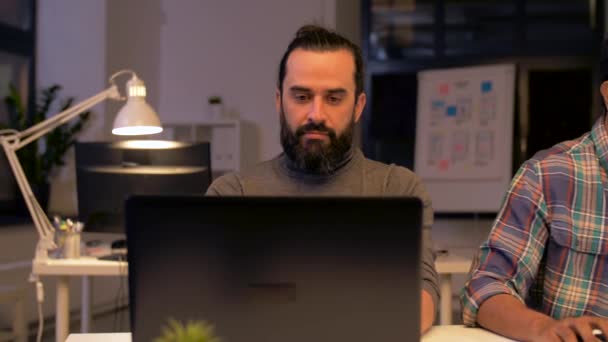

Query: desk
left=66, top=326, right=516, bottom=341
left=435, top=252, right=473, bottom=325
left=67, top=332, right=131, bottom=342
left=423, top=325, right=516, bottom=341
left=45, top=252, right=470, bottom=341
left=32, top=257, right=127, bottom=342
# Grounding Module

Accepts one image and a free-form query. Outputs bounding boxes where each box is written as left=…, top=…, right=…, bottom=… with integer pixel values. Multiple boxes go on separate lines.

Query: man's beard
left=280, top=107, right=354, bottom=175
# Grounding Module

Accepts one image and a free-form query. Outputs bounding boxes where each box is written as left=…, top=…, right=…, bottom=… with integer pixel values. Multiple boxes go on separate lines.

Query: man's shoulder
left=361, top=155, right=420, bottom=182
left=239, top=157, right=279, bottom=179
left=527, top=131, right=595, bottom=171
left=206, top=157, right=280, bottom=196
left=206, top=172, right=242, bottom=196
left=359, top=155, right=425, bottom=196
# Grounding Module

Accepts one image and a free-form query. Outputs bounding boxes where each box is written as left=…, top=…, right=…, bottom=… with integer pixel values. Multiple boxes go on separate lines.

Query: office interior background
left=0, top=0, right=605, bottom=339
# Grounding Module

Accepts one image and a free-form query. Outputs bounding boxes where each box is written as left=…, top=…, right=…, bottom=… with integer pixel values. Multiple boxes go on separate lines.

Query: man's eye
left=328, top=96, right=342, bottom=104
left=294, top=94, right=309, bottom=102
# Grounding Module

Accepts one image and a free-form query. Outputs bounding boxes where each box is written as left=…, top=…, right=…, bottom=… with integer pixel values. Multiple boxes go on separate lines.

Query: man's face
left=276, top=48, right=366, bottom=173
left=602, top=80, right=608, bottom=112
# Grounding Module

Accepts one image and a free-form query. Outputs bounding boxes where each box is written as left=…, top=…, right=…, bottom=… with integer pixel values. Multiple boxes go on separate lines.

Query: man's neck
left=283, top=147, right=355, bottom=176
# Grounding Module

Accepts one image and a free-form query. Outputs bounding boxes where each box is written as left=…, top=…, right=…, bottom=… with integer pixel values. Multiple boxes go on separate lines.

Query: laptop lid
left=126, top=196, right=423, bottom=342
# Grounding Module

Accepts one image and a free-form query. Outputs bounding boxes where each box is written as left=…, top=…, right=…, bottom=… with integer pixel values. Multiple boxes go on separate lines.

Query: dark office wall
left=526, top=69, right=593, bottom=159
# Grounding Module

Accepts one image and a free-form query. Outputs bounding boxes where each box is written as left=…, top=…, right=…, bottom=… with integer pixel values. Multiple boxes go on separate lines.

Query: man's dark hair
left=277, top=25, right=364, bottom=97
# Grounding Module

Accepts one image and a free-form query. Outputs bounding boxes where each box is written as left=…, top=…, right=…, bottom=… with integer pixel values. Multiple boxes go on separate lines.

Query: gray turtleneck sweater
left=206, top=148, right=440, bottom=313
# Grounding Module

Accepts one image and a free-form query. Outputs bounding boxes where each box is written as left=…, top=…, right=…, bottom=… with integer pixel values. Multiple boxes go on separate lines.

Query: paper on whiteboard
left=415, top=64, right=515, bottom=181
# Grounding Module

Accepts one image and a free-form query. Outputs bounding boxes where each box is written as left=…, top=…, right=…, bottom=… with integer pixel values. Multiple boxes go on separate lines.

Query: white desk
left=66, top=326, right=516, bottom=341
left=435, top=252, right=473, bottom=325
left=423, top=325, right=516, bottom=341
left=67, top=332, right=131, bottom=342
left=32, top=257, right=127, bottom=342
left=45, top=252, right=471, bottom=341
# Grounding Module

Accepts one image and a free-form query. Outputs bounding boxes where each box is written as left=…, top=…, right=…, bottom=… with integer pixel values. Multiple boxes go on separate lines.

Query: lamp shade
left=112, top=75, right=163, bottom=136
left=112, top=98, right=162, bottom=135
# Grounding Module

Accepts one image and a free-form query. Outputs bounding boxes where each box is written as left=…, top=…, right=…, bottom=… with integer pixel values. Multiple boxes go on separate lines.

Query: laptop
left=125, top=196, right=423, bottom=342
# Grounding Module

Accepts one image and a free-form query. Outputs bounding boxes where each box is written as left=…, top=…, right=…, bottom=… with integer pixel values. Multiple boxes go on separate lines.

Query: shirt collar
left=591, top=116, right=608, bottom=172
left=279, top=147, right=359, bottom=181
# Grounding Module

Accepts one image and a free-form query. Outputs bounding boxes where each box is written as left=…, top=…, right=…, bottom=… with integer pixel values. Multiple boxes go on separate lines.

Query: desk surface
left=422, top=325, right=516, bottom=341
left=32, top=257, right=127, bottom=276
left=33, top=253, right=465, bottom=277
left=67, top=332, right=131, bottom=342
left=435, top=252, right=473, bottom=274
left=66, top=326, right=516, bottom=341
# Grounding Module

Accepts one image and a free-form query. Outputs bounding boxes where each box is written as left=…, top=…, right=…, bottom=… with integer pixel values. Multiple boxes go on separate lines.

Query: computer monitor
left=125, top=195, right=423, bottom=342
left=75, top=141, right=211, bottom=234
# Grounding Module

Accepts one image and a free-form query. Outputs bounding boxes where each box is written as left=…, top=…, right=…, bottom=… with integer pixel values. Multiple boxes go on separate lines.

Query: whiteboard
left=414, top=64, right=515, bottom=213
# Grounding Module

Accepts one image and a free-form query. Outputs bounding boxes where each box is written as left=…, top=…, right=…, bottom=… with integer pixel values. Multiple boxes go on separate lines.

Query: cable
left=108, top=69, right=135, bottom=83
left=119, top=254, right=128, bottom=331
left=113, top=254, right=128, bottom=332
left=0, top=129, right=18, bottom=136
left=33, top=279, right=45, bottom=342
left=112, top=258, right=121, bottom=331
left=108, top=70, right=137, bottom=101
left=36, top=298, right=43, bottom=342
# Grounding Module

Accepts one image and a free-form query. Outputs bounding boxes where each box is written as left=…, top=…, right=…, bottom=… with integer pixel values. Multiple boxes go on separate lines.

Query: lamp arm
left=1, top=140, right=54, bottom=258
left=16, top=86, right=120, bottom=151
left=0, top=84, right=121, bottom=261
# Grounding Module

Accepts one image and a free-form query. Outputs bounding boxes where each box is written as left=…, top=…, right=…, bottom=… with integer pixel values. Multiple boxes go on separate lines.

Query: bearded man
left=206, top=24, right=439, bottom=334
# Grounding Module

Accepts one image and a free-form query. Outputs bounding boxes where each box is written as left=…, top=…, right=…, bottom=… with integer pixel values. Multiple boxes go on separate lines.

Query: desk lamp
left=0, top=70, right=162, bottom=262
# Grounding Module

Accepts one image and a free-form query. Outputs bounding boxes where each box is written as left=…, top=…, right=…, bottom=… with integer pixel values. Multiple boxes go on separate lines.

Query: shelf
left=159, top=121, right=241, bottom=176
left=163, top=119, right=239, bottom=127
left=365, top=0, right=600, bottom=59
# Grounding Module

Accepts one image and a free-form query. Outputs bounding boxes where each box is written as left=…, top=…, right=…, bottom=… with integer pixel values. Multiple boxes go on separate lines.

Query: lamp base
left=34, top=235, right=57, bottom=262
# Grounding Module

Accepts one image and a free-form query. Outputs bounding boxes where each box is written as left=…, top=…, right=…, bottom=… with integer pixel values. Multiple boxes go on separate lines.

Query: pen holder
left=56, top=231, right=81, bottom=259
left=64, top=232, right=81, bottom=259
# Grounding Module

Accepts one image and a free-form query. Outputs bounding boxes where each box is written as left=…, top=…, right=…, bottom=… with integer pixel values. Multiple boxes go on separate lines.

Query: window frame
left=0, top=0, right=37, bottom=220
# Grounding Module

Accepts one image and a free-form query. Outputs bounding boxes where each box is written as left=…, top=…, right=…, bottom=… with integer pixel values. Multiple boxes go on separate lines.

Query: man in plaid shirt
left=462, top=44, right=608, bottom=341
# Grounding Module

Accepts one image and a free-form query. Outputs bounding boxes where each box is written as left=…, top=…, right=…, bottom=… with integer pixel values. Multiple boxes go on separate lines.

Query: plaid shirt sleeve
left=461, top=160, right=551, bottom=326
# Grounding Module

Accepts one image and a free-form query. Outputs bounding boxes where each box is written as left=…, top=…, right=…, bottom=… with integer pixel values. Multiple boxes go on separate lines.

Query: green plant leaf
left=4, top=84, right=26, bottom=130
left=2, top=83, right=92, bottom=195
left=154, top=319, right=221, bottom=342
left=36, top=85, right=61, bottom=120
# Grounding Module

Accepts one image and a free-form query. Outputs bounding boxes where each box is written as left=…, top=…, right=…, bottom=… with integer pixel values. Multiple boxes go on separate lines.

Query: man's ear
left=354, top=92, right=367, bottom=123
left=275, top=87, right=281, bottom=114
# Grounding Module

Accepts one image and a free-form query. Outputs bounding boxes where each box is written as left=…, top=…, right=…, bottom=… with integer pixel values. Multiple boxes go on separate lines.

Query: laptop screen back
left=126, top=196, right=423, bottom=342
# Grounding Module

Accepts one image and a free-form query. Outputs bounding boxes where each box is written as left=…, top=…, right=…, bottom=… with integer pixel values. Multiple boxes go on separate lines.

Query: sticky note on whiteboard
left=481, top=81, right=493, bottom=93
left=446, top=106, right=457, bottom=117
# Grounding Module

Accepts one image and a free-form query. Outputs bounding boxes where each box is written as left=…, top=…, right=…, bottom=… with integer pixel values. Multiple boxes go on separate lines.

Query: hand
left=420, top=289, right=434, bottom=335
left=533, top=316, right=608, bottom=342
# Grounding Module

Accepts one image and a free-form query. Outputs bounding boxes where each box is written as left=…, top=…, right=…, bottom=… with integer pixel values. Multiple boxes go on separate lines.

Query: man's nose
left=307, top=96, right=325, bottom=123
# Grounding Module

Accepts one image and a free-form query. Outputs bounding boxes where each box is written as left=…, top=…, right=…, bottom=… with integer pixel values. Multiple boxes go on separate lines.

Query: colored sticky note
left=481, top=81, right=493, bottom=93
left=439, top=83, right=449, bottom=95
left=446, top=106, right=457, bottom=117
left=432, top=100, right=445, bottom=108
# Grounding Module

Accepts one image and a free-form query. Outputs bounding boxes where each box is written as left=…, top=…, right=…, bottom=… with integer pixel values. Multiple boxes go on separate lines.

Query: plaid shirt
left=462, top=117, right=608, bottom=326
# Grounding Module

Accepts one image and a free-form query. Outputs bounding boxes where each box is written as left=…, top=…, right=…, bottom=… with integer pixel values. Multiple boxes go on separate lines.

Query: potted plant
left=1, top=84, right=91, bottom=214
left=155, top=319, right=221, bottom=342
left=207, top=95, right=223, bottom=120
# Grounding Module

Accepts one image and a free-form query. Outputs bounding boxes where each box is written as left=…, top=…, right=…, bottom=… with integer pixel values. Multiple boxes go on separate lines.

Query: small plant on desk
left=154, top=319, right=221, bottom=342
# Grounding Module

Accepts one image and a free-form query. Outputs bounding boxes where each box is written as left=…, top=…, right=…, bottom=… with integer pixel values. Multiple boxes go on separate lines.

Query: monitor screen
left=126, top=195, right=423, bottom=342
left=75, top=141, right=211, bottom=233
